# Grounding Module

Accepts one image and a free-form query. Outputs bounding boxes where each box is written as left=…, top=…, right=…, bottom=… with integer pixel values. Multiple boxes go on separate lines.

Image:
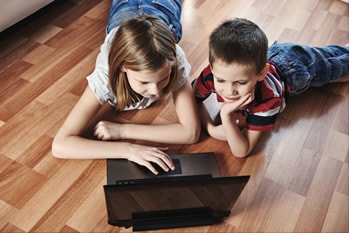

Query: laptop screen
left=103, top=175, right=250, bottom=229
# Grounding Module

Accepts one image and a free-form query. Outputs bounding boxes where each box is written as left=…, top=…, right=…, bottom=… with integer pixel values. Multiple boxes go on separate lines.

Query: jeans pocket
left=152, top=0, right=180, bottom=16
left=110, top=0, right=129, bottom=11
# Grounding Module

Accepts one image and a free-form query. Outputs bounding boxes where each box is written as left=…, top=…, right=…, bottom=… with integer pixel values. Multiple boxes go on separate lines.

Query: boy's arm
left=197, top=102, right=227, bottom=140
left=219, top=93, right=263, bottom=157
left=199, top=98, right=263, bottom=157
left=220, top=111, right=263, bottom=157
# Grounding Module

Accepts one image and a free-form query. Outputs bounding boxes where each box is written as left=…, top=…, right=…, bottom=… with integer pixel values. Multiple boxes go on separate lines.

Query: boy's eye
left=216, top=78, right=225, bottom=83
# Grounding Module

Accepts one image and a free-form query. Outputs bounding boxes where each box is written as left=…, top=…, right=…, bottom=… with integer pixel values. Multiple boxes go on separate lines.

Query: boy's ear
left=257, top=63, right=269, bottom=81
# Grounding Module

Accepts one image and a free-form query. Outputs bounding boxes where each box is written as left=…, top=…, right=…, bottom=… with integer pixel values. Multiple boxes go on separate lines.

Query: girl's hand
left=94, top=121, right=122, bottom=141
left=127, top=145, right=174, bottom=175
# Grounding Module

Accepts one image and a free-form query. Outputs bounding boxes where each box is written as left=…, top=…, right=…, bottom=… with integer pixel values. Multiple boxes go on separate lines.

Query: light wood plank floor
left=0, top=0, right=348, bottom=232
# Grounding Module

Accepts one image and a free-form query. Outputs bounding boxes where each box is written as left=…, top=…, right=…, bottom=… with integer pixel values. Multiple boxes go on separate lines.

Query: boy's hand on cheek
left=220, top=93, right=253, bottom=116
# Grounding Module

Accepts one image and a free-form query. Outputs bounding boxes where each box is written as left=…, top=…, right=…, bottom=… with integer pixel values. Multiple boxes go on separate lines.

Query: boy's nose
left=227, top=84, right=238, bottom=95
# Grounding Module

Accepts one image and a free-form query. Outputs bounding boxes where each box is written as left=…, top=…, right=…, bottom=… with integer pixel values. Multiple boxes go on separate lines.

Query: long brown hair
left=108, top=15, right=178, bottom=110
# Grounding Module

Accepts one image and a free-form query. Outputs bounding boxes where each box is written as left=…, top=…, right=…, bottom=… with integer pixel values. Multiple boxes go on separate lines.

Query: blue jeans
left=106, top=0, right=182, bottom=43
left=267, top=42, right=349, bottom=96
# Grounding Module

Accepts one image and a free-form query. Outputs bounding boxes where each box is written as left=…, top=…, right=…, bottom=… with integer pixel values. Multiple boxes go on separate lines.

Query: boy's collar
left=216, top=93, right=224, bottom=102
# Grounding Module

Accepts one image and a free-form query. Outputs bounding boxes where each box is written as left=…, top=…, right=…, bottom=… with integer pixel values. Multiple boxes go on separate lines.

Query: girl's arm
left=95, top=81, right=201, bottom=144
left=52, top=86, right=174, bottom=174
left=169, top=81, right=201, bottom=143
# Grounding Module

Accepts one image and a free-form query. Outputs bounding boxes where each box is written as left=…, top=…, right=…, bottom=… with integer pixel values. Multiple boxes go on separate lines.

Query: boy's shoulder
left=201, top=64, right=213, bottom=78
left=251, top=64, right=286, bottom=113
left=193, top=64, right=214, bottom=84
left=257, top=70, right=284, bottom=97
left=261, top=62, right=285, bottom=92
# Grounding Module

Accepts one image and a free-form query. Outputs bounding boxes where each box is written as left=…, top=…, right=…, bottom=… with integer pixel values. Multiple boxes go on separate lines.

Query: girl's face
left=211, top=60, right=265, bottom=102
left=124, top=63, right=171, bottom=99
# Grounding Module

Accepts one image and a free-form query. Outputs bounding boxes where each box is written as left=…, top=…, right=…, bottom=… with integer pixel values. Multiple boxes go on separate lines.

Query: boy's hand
left=220, top=92, right=254, bottom=115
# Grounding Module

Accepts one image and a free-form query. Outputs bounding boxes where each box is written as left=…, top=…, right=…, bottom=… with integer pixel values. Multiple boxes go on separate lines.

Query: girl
left=52, top=0, right=200, bottom=175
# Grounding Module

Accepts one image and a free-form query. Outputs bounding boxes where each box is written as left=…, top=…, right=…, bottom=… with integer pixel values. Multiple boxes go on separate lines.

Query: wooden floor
left=0, top=0, right=348, bottom=232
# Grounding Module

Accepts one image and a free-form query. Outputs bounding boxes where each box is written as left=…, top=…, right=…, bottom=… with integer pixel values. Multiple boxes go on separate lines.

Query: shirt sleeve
left=191, top=64, right=215, bottom=102
left=245, top=111, right=279, bottom=131
left=174, top=44, right=191, bottom=91
left=245, top=69, right=287, bottom=131
left=86, top=28, right=118, bottom=106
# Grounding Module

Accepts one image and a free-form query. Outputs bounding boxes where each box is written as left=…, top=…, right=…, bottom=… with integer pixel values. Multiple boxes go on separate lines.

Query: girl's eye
left=160, top=76, right=170, bottom=84
left=140, top=76, right=169, bottom=85
left=216, top=78, right=225, bottom=83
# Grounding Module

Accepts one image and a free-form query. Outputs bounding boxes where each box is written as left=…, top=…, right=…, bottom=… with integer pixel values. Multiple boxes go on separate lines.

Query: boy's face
left=211, top=60, right=264, bottom=103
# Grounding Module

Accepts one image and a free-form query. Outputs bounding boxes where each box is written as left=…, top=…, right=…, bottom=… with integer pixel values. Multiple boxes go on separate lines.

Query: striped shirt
left=191, top=62, right=288, bottom=131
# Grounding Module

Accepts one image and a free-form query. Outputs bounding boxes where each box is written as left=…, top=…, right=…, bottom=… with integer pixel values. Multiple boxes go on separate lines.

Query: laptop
left=107, top=152, right=220, bottom=184
left=104, top=152, right=250, bottom=231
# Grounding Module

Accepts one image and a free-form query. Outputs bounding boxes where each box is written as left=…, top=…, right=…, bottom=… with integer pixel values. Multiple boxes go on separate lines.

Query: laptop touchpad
left=152, top=159, right=182, bottom=176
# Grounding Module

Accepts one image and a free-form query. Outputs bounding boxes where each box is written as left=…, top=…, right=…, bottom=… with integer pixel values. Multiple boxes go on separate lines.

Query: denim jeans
left=106, top=0, right=182, bottom=43
left=267, top=42, right=349, bottom=96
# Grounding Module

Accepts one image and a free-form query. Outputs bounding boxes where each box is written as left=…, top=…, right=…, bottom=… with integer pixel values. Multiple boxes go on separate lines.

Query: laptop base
left=132, top=207, right=217, bottom=231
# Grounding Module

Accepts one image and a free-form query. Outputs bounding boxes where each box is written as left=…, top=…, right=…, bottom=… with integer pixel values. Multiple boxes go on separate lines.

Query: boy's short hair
left=209, top=18, right=268, bottom=74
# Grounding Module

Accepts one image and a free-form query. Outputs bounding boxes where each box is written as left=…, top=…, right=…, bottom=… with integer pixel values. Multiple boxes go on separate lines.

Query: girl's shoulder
left=105, top=27, right=119, bottom=49
left=175, top=44, right=185, bottom=57
left=175, top=44, right=191, bottom=90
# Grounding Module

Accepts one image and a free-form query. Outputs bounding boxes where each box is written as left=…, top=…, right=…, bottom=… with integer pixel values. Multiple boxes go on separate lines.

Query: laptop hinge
left=132, top=207, right=216, bottom=231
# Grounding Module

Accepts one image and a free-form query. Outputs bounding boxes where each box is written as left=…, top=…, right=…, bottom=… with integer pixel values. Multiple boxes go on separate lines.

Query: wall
left=0, top=0, right=53, bottom=32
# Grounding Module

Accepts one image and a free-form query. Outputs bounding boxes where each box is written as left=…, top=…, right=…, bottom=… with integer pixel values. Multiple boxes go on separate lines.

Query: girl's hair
left=209, top=18, right=268, bottom=74
left=108, top=14, right=178, bottom=110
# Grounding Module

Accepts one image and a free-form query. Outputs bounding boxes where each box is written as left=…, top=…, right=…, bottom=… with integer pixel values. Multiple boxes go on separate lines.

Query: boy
left=191, top=18, right=349, bottom=158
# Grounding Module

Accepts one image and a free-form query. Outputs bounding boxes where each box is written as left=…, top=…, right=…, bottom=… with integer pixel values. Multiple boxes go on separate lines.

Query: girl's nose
left=149, top=83, right=161, bottom=95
